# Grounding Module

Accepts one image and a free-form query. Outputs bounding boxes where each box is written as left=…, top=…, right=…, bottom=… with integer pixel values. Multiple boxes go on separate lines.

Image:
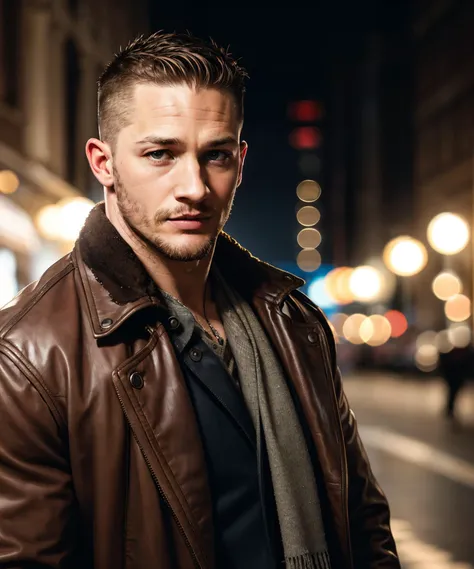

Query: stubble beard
left=113, top=170, right=233, bottom=262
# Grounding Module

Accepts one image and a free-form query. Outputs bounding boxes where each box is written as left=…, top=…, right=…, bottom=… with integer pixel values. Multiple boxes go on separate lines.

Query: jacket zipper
left=114, top=386, right=203, bottom=569
left=318, top=326, right=354, bottom=569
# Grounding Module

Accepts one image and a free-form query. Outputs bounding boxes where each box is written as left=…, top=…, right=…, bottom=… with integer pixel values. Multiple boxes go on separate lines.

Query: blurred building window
left=0, top=0, right=20, bottom=108
left=64, top=39, right=81, bottom=185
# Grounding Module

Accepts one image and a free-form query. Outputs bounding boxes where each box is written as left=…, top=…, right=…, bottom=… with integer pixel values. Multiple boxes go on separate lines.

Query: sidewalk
left=343, top=371, right=474, bottom=425
left=342, top=371, right=474, bottom=465
left=342, top=372, right=474, bottom=569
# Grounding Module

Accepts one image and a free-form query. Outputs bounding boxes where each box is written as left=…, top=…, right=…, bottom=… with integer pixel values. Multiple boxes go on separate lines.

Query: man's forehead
left=114, top=84, right=241, bottom=144
left=130, top=83, right=238, bottom=118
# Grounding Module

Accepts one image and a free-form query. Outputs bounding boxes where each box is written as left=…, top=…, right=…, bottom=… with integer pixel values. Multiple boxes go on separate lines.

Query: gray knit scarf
left=215, top=273, right=331, bottom=569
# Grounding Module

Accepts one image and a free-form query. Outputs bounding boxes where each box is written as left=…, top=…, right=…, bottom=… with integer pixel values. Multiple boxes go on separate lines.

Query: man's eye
left=206, top=150, right=231, bottom=162
left=146, top=150, right=169, bottom=161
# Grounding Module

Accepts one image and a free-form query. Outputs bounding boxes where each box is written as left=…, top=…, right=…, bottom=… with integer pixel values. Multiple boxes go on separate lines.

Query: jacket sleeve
left=284, top=291, right=400, bottom=568
left=333, top=365, right=400, bottom=568
left=0, top=341, right=79, bottom=568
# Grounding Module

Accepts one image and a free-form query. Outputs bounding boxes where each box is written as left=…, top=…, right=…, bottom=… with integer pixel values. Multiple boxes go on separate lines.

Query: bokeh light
left=57, top=197, right=95, bottom=242
left=296, top=180, right=321, bottom=203
left=324, top=267, right=354, bottom=305
left=290, top=127, right=322, bottom=150
left=416, top=330, right=437, bottom=350
left=36, top=197, right=95, bottom=243
left=383, top=236, right=428, bottom=276
left=427, top=212, right=470, bottom=255
left=444, top=294, right=471, bottom=322
left=0, top=170, right=20, bottom=194
left=36, top=204, right=61, bottom=240
left=384, top=310, right=408, bottom=338
left=415, top=344, right=439, bottom=371
left=435, top=330, right=453, bottom=354
left=342, top=313, right=366, bottom=344
left=360, top=315, right=392, bottom=346
left=432, top=271, right=462, bottom=300
left=308, top=277, right=338, bottom=310
left=297, top=228, right=322, bottom=249
left=288, top=100, right=323, bottom=122
left=296, top=248, right=321, bottom=272
left=448, top=324, right=471, bottom=348
left=349, top=266, right=383, bottom=303
left=296, top=205, right=321, bottom=227
left=359, top=318, right=374, bottom=344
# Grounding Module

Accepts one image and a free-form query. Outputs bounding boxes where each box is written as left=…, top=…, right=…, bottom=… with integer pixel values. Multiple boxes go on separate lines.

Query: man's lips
left=166, top=215, right=211, bottom=229
left=168, top=215, right=210, bottom=221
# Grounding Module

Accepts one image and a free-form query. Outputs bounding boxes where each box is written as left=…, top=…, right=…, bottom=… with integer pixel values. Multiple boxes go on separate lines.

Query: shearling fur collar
left=77, top=203, right=302, bottom=305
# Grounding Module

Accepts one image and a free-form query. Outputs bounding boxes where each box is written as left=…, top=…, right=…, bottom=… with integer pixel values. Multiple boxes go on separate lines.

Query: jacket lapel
left=112, top=325, right=215, bottom=569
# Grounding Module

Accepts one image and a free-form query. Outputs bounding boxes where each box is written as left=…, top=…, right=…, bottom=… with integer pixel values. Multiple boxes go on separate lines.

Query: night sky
left=148, top=1, right=398, bottom=268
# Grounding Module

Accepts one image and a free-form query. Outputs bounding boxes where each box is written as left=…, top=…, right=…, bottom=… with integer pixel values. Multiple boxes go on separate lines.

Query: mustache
left=153, top=205, right=215, bottom=223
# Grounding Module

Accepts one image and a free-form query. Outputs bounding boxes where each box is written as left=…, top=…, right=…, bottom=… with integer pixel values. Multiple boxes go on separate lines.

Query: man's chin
left=150, top=234, right=216, bottom=262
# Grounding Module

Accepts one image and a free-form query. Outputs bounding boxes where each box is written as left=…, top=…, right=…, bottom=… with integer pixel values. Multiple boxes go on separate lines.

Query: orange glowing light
left=324, top=267, right=354, bottom=305
left=384, top=310, right=408, bottom=338
left=324, top=267, right=355, bottom=305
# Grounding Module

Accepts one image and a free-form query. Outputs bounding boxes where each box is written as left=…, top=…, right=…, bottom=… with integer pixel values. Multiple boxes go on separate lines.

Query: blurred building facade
left=324, top=5, right=414, bottom=270
left=0, top=0, right=148, bottom=302
left=412, top=0, right=474, bottom=329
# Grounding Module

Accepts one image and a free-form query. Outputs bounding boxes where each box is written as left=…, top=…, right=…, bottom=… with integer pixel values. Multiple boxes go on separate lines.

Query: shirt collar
left=160, top=291, right=197, bottom=354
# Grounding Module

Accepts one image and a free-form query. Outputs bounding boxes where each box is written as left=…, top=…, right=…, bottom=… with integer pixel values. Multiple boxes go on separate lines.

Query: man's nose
left=173, top=157, right=208, bottom=202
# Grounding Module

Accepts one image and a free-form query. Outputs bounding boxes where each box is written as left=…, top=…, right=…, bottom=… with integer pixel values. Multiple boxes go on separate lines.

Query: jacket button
left=307, top=333, right=318, bottom=344
left=189, top=348, right=202, bottom=362
left=129, top=372, right=144, bottom=389
left=101, top=318, right=113, bottom=329
left=168, top=317, right=180, bottom=330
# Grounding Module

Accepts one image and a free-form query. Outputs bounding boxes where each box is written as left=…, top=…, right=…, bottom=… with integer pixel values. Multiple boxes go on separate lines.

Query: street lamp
left=432, top=271, right=462, bottom=300
left=444, top=294, right=471, bottom=323
left=382, top=236, right=428, bottom=277
left=426, top=212, right=470, bottom=330
left=427, top=212, right=470, bottom=255
left=382, top=236, right=428, bottom=325
left=348, top=265, right=383, bottom=303
left=324, top=267, right=354, bottom=305
left=36, top=197, right=95, bottom=243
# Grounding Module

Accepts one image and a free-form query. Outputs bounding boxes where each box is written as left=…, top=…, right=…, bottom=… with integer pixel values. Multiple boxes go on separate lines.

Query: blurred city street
left=344, top=372, right=474, bottom=569
left=1, top=0, right=474, bottom=566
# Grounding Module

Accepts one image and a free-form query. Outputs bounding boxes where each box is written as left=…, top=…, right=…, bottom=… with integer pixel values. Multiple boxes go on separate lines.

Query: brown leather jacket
left=0, top=206, right=400, bottom=569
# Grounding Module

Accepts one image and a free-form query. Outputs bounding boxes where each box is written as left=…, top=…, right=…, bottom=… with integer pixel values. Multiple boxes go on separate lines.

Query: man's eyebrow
left=135, top=135, right=239, bottom=147
left=136, top=136, right=182, bottom=146
left=207, top=136, right=239, bottom=148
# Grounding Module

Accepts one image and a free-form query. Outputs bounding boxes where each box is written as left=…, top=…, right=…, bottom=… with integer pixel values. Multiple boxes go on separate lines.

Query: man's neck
left=138, top=251, right=212, bottom=315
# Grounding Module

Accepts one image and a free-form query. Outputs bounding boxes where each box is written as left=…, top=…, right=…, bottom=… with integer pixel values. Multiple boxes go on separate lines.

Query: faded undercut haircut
left=97, top=31, right=249, bottom=148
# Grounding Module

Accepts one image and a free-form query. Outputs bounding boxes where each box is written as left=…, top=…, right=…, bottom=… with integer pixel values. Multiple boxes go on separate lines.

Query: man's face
left=109, top=83, right=246, bottom=262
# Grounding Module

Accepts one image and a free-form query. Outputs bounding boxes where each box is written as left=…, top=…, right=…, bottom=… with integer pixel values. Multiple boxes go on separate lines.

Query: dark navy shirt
left=159, top=291, right=280, bottom=569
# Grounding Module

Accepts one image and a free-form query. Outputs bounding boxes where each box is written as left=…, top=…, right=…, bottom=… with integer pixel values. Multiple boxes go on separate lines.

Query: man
left=0, top=32, right=399, bottom=569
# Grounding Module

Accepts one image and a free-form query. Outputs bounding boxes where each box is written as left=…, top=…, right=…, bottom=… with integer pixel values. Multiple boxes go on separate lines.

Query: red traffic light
left=288, top=100, right=323, bottom=122
left=289, top=127, right=322, bottom=150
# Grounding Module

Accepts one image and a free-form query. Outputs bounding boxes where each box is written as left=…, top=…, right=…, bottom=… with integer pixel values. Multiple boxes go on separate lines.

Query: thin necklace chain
left=163, top=277, right=225, bottom=346
left=203, top=278, right=225, bottom=346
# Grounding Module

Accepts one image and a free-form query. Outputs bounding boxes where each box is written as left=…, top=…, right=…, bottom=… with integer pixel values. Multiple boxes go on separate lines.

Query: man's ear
left=237, top=141, right=248, bottom=188
left=85, top=138, right=114, bottom=187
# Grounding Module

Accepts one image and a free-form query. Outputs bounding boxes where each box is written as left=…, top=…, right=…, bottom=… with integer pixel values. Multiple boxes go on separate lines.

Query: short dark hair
left=97, top=31, right=248, bottom=147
